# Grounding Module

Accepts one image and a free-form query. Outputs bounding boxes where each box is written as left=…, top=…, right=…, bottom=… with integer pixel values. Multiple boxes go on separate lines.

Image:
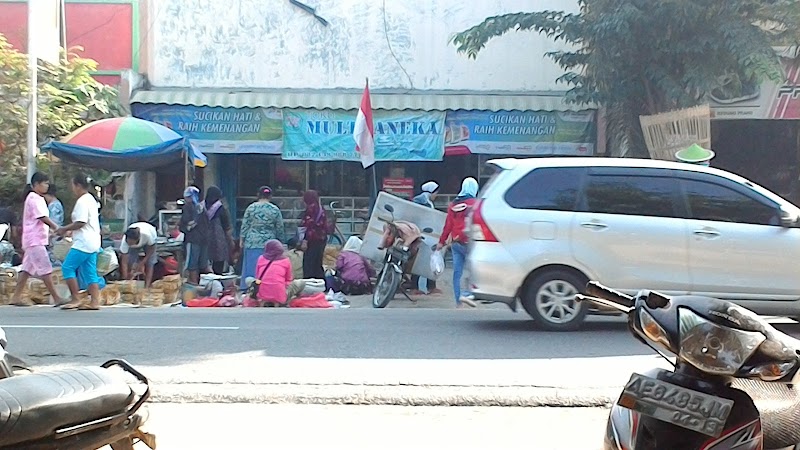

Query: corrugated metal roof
left=129, top=88, right=595, bottom=112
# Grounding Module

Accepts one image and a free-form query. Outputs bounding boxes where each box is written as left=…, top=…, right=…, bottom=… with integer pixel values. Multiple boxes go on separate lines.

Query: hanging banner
left=282, top=109, right=445, bottom=161
left=444, top=110, right=597, bottom=156
left=710, top=54, right=800, bottom=120
left=130, top=104, right=284, bottom=154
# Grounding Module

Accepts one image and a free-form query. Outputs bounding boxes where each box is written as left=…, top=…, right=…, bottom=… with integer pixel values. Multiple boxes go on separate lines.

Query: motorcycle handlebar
left=584, top=281, right=634, bottom=308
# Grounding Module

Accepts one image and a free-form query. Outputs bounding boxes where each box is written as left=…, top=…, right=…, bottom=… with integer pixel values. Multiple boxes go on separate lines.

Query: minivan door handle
left=693, top=229, right=721, bottom=238
left=581, top=222, right=608, bottom=230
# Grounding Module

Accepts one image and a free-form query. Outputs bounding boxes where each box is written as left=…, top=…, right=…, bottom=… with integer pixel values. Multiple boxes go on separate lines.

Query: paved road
left=2, top=307, right=798, bottom=405
left=1, top=307, right=645, bottom=363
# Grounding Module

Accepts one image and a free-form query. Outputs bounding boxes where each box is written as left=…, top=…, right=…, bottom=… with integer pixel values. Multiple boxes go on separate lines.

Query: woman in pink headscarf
left=244, top=239, right=305, bottom=307
left=298, top=190, right=328, bottom=279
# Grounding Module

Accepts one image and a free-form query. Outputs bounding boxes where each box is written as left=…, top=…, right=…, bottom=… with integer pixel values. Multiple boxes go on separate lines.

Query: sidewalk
left=144, top=403, right=607, bottom=450
left=346, top=266, right=510, bottom=309
left=38, top=353, right=670, bottom=407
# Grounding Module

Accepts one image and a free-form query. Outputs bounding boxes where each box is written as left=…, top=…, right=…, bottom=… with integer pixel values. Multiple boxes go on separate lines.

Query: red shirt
left=439, top=197, right=476, bottom=246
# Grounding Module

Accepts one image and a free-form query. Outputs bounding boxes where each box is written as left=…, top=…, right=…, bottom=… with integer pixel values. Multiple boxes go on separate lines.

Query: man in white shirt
left=57, top=175, right=103, bottom=310
left=120, top=222, right=158, bottom=288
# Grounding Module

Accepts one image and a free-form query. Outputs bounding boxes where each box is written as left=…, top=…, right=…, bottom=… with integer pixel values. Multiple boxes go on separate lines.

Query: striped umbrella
left=62, top=117, right=207, bottom=167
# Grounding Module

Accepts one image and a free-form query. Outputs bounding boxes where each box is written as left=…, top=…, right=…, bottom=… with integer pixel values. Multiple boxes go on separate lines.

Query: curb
left=148, top=383, right=617, bottom=408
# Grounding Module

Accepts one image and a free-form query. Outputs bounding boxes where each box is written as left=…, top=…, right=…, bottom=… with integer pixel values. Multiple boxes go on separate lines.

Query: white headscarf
left=421, top=181, right=439, bottom=194
left=343, top=236, right=363, bottom=253
left=458, top=177, right=479, bottom=198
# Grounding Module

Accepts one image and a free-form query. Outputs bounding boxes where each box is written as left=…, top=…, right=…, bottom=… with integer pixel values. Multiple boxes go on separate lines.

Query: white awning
left=130, top=88, right=595, bottom=112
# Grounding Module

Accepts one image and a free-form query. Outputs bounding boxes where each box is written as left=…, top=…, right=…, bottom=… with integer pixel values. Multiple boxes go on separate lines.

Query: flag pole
left=365, top=77, right=379, bottom=215
left=26, top=2, right=38, bottom=183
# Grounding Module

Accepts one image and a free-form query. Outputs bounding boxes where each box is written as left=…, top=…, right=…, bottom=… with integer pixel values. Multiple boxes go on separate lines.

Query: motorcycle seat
left=0, top=366, right=134, bottom=447
left=733, top=378, right=800, bottom=449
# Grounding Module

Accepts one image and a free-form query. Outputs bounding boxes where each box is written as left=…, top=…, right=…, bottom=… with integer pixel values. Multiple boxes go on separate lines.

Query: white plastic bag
left=96, top=247, right=119, bottom=276
left=430, top=250, right=445, bottom=277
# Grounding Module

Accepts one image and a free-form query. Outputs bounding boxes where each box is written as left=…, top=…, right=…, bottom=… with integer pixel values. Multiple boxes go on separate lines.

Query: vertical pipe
left=26, top=2, right=38, bottom=183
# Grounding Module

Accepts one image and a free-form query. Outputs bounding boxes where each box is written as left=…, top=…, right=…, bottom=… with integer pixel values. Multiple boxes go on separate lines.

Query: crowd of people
left=1, top=170, right=483, bottom=309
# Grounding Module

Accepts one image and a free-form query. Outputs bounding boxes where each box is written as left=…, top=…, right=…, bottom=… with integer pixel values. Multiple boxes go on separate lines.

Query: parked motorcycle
left=0, top=326, right=155, bottom=450
left=372, top=204, right=433, bottom=308
left=576, top=282, right=800, bottom=450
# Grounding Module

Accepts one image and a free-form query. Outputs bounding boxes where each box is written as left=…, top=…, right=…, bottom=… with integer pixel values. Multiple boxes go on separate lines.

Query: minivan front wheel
left=521, top=270, right=588, bottom=331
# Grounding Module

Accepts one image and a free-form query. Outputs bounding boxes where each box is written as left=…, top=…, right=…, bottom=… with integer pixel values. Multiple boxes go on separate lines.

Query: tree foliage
left=0, top=33, right=123, bottom=209
left=452, top=0, right=800, bottom=156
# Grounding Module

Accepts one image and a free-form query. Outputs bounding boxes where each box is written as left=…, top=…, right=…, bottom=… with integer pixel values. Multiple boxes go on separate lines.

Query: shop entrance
left=711, top=120, right=800, bottom=204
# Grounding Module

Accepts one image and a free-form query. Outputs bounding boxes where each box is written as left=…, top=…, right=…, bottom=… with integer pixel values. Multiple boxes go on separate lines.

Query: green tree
left=452, top=0, right=800, bottom=156
left=0, top=33, right=123, bottom=209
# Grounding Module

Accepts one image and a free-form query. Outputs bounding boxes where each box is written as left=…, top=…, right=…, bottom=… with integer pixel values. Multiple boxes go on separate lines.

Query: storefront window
left=307, top=162, right=370, bottom=197
left=273, top=160, right=306, bottom=197
left=341, top=162, right=369, bottom=196
left=238, top=155, right=273, bottom=199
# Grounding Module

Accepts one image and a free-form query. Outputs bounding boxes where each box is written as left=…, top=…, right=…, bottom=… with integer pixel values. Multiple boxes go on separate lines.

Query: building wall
left=0, top=0, right=138, bottom=85
left=145, top=0, right=579, bottom=91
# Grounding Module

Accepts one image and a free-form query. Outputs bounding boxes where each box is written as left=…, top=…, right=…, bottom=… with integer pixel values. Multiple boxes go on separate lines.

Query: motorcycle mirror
left=384, top=204, right=394, bottom=213
left=422, top=227, right=434, bottom=233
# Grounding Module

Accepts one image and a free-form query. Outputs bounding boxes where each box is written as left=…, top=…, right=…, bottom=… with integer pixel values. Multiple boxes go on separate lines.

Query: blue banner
left=131, top=104, right=284, bottom=154
left=283, top=109, right=446, bottom=161
left=444, top=110, right=596, bottom=156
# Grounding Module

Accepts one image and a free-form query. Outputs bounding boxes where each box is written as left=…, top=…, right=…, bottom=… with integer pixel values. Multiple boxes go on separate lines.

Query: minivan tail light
left=470, top=199, right=498, bottom=242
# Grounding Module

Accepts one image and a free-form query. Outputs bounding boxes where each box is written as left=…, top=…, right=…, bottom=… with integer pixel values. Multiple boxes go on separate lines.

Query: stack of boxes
left=152, top=275, right=181, bottom=305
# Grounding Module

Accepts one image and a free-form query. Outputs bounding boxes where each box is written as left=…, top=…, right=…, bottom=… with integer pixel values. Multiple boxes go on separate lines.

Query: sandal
left=77, top=304, right=100, bottom=311
left=10, top=300, right=34, bottom=307
left=60, top=302, right=82, bottom=310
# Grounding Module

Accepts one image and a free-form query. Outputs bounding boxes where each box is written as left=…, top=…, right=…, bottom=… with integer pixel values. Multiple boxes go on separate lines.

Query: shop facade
left=130, top=89, right=598, bottom=236
left=124, top=0, right=595, bottom=235
left=709, top=47, right=800, bottom=204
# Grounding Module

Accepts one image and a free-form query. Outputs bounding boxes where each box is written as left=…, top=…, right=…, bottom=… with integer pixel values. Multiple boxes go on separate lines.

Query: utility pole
left=26, top=0, right=39, bottom=183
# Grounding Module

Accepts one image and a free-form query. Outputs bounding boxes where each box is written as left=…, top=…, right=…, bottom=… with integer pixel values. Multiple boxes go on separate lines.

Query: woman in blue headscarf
left=437, top=177, right=479, bottom=308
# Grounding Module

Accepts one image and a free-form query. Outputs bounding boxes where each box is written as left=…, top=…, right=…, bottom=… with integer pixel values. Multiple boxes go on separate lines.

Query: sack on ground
left=300, top=279, right=326, bottom=296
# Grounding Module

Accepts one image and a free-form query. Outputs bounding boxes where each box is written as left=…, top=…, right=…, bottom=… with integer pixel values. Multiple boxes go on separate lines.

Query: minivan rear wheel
left=521, top=270, right=588, bottom=331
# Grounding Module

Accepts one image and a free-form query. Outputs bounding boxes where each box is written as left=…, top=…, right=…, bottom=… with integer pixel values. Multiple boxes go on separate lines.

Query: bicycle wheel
left=328, top=233, right=344, bottom=246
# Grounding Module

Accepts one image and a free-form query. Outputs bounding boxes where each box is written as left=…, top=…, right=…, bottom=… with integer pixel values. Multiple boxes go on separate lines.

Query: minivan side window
left=681, top=179, right=779, bottom=226
left=583, top=175, right=679, bottom=218
left=504, top=167, right=583, bottom=211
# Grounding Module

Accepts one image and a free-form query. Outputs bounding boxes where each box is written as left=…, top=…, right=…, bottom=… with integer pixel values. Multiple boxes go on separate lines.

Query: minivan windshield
left=478, top=164, right=504, bottom=198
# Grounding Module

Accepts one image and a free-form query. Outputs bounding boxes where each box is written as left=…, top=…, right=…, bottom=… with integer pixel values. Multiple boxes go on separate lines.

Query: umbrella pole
left=184, top=150, right=190, bottom=188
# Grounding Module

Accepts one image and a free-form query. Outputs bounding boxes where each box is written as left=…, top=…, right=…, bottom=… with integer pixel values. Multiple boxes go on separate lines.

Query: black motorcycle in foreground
left=576, top=282, right=800, bottom=450
left=0, top=326, right=155, bottom=450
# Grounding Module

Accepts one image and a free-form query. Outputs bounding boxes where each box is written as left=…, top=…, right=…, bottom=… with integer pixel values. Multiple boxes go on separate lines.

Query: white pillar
left=26, top=5, right=38, bottom=183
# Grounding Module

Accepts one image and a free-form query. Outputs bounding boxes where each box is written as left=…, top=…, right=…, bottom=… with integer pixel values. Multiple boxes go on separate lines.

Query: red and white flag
left=354, top=79, right=375, bottom=169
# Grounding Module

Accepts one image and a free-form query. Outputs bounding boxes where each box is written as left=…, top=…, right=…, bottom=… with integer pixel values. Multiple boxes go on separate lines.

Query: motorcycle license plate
left=617, top=373, right=734, bottom=437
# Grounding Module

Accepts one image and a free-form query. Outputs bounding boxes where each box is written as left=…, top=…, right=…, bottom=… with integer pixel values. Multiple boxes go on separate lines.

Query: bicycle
left=326, top=201, right=347, bottom=246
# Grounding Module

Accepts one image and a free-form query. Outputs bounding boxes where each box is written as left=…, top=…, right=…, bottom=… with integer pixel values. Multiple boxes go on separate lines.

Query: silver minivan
left=468, top=157, right=800, bottom=331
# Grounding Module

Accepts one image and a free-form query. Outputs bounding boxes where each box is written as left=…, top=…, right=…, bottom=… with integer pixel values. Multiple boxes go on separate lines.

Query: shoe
left=459, top=296, right=477, bottom=308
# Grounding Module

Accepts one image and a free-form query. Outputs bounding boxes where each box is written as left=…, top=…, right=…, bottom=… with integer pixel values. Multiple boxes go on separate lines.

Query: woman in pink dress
left=11, top=172, right=66, bottom=307
left=244, top=239, right=304, bottom=307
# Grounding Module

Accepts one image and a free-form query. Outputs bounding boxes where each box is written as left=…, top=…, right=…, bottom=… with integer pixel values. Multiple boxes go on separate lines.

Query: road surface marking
left=0, top=325, right=240, bottom=330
